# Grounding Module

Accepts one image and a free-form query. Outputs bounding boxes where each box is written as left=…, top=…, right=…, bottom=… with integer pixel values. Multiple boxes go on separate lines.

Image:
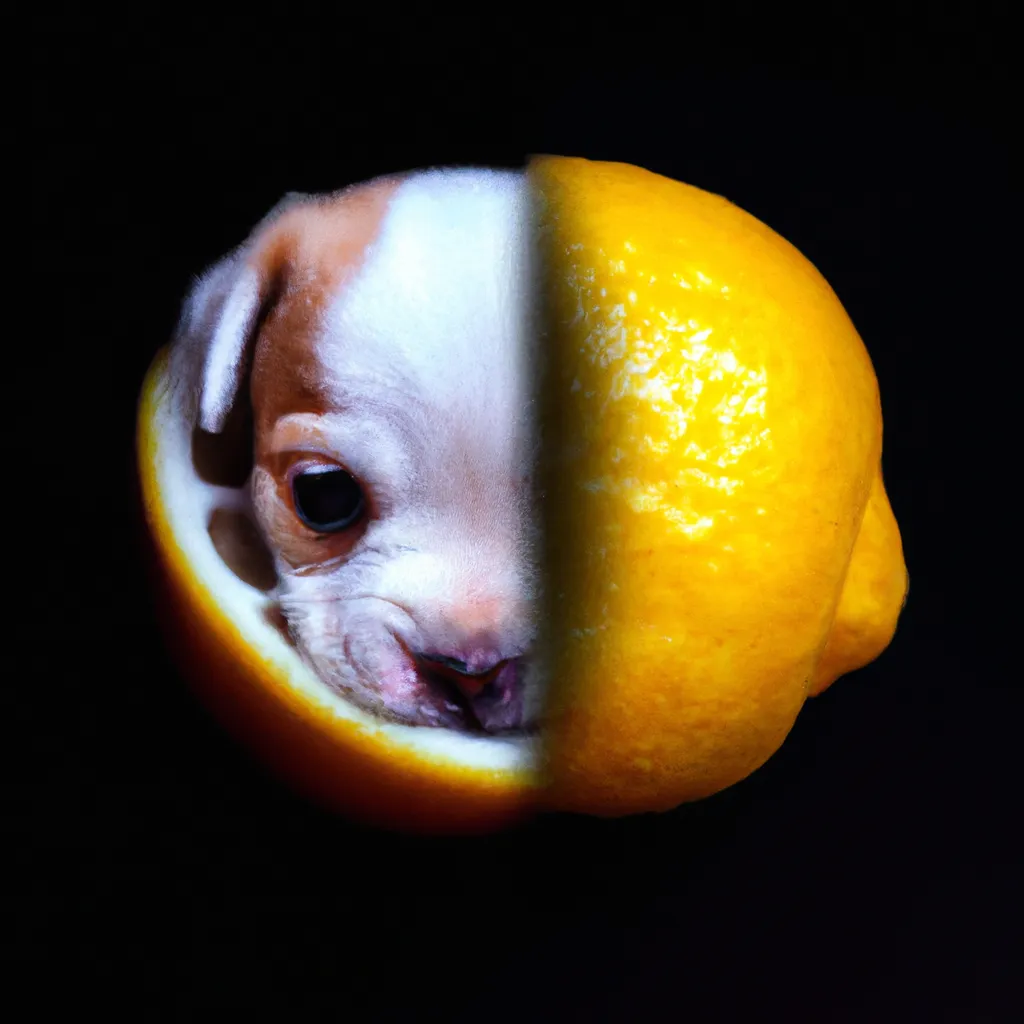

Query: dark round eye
left=291, top=467, right=365, bottom=532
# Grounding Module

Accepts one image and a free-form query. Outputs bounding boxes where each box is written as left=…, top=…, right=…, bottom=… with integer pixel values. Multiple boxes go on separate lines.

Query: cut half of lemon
left=138, top=348, right=542, bottom=833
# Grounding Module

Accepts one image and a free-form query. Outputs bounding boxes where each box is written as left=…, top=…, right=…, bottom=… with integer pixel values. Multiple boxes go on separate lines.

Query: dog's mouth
left=412, top=654, right=535, bottom=736
left=276, top=605, right=538, bottom=735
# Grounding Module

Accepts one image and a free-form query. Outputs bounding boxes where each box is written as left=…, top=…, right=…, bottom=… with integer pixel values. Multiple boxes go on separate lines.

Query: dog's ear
left=172, top=192, right=310, bottom=435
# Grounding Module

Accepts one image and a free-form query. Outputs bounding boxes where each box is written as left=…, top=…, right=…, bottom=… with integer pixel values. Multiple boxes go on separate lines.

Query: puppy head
left=173, top=169, right=542, bottom=734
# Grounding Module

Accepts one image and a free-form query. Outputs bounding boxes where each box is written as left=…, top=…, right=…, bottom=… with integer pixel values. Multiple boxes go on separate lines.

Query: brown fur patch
left=249, top=177, right=405, bottom=454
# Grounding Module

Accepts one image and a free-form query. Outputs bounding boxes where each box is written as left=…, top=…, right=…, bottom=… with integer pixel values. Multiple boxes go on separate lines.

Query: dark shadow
left=191, top=407, right=254, bottom=490
left=531, top=169, right=597, bottom=757
left=207, top=507, right=278, bottom=594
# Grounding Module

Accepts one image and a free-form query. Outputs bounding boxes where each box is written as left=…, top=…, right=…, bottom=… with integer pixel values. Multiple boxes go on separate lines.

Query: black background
left=27, top=10, right=1018, bottom=1021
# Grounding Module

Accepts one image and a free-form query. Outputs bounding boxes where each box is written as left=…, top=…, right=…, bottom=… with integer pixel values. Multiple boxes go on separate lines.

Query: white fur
left=199, top=265, right=262, bottom=433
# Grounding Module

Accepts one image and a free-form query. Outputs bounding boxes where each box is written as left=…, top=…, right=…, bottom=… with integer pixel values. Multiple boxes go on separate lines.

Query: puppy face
left=175, top=169, right=542, bottom=733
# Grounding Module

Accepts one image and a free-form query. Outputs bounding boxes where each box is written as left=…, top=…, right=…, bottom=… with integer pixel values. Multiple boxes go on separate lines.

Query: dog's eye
left=291, top=467, right=365, bottom=532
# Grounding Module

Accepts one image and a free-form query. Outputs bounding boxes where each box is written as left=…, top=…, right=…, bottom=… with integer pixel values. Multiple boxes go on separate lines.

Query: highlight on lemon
left=136, top=155, right=908, bottom=833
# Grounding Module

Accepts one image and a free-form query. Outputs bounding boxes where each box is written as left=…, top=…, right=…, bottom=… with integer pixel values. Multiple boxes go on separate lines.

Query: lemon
left=532, top=156, right=907, bottom=816
left=135, top=156, right=907, bottom=832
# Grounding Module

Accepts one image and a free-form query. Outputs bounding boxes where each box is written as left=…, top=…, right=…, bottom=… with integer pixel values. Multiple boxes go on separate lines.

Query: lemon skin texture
left=531, top=156, right=908, bottom=817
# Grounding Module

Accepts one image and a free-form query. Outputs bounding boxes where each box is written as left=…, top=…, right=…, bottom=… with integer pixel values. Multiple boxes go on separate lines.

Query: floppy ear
left=172, top=192, right=309, bottom=435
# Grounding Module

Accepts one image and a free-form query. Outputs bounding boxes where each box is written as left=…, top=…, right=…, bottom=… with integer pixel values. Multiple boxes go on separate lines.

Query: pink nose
left=415, top=649, right=509, bottom=698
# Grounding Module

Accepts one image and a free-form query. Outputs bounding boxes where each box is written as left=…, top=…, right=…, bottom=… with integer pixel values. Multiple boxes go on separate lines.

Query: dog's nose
left=415, top=650, right=509, bottom=698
